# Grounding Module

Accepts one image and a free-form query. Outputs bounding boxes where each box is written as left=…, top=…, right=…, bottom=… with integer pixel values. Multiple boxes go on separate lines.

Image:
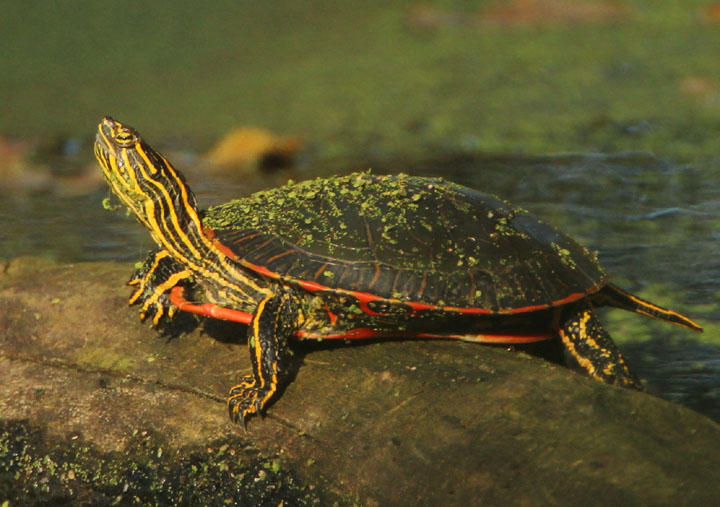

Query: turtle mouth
left=93, top=122, right=120, bottom=183
left=94, top=116, right=121, bottom=164
left=94, top=129, right=114, bottom=178
left=94, top=130, right=111, bottom=164
left=94, top=117, right=149, bottom=217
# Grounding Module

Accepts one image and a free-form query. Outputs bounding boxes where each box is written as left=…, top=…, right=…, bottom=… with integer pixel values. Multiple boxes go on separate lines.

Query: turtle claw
left=139, top=292, right=174, bottom=326
left=227, top=375, right=267, bottom=426
left=131, top=283, right=174, bottom=326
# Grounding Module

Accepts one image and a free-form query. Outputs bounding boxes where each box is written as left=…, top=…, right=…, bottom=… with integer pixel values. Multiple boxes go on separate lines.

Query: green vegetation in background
left=2, top=0, right=720, bottom=160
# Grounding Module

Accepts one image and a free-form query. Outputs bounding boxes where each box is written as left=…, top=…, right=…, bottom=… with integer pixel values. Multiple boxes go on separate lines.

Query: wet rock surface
left=2, top=257, right=720, bottom=504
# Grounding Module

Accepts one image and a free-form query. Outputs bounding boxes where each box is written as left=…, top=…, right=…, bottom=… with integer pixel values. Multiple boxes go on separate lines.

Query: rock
left=1, top=257, right=720, bottom=504
left=0, top=135, right=53, bottom=193
left=205, top=127, right=302, bottom=174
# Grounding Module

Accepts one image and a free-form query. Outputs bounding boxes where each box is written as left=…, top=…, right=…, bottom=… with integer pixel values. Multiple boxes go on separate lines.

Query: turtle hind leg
left=559, top=304, right=643, bottom=390
left=228, top=293, right=299, bottom=425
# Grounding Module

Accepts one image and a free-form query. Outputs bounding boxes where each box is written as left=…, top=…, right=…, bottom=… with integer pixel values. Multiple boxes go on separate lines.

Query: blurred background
left=1, top=0, right=719, bottom=419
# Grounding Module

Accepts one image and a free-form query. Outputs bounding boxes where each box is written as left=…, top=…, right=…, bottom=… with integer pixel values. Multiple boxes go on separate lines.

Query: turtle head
left=94, top=116, right=200, bottom=236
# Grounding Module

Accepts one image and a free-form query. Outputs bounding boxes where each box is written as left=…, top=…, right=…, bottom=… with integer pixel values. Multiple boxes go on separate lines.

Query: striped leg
left=228, top=293, right=298, bottom=425
left=559, top=304, right=642, bottom=390
left=128, top=248, right=192, bottom=325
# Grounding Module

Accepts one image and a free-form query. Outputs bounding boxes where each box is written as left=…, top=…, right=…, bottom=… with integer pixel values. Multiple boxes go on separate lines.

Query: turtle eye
left=114, top=128, right=136, bottom=147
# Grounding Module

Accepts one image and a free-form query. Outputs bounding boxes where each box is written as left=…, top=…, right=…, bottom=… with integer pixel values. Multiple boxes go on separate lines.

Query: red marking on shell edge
left=296, top=278, right=325, bottom=291
left=352, top=291, right=388, bottom=317
left=213, top=237, right=240, bottom=260
left=237, top=257, right=597, bottom=316
left=169, top=286, right=253, bottom=325
left=242, top=259, right=283, bottom=280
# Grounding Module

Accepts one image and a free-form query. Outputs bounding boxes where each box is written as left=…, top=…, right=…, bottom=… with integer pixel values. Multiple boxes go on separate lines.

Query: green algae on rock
left=0, top=420, right=323, bottom=505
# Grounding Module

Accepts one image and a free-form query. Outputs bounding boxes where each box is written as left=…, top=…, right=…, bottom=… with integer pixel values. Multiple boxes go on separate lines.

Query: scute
left=203, top=173, right=607, bottom=311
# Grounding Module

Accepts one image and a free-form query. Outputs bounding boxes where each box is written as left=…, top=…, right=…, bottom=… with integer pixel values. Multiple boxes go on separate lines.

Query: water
left=2, top=151, right=719, bottom=420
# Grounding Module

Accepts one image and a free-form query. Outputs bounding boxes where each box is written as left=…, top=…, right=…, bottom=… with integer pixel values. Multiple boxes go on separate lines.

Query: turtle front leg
left=559, top=304, right=643, bottom=389
left=128, top=248, right=192, bottom=325
left=228, top=292, right=300, bottom=425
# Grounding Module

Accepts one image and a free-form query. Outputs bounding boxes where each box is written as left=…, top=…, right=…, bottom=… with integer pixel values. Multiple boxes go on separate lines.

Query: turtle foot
left=227, top=375, right=269, bottom=426
left=138, top=292, right=178, bottom=326
left=127, top=249, right=191, bottom=326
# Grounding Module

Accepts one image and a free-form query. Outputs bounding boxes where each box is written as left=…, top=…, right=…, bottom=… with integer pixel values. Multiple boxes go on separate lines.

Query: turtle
left=94, top=116, right=702, bottom=424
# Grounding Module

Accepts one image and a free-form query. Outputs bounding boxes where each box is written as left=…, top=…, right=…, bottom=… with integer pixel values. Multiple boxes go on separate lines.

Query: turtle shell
left=202, top=172, right=607, bottom=313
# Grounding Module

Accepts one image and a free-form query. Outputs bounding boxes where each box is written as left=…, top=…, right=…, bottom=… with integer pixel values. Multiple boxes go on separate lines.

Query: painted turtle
left=94, top=117, right=702, bottom=424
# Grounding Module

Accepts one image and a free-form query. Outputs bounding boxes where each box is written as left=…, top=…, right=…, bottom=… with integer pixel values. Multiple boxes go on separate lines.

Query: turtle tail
left=599, top=284, right=702, bottom=332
